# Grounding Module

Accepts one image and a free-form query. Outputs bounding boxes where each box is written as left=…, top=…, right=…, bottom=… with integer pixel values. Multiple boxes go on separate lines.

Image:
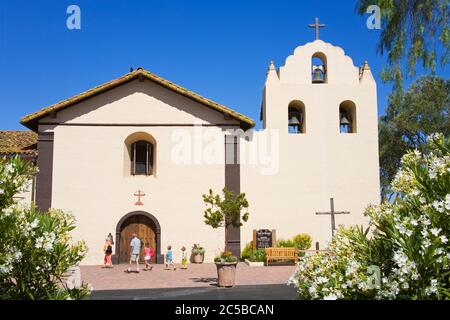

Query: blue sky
left=0, top=0, right=447, bottom=130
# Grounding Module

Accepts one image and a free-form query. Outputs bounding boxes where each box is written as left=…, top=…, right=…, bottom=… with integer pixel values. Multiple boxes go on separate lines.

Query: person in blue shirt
left=165, top=245, right=176, bottom=271
left=127, top=233, right=141, bottom=273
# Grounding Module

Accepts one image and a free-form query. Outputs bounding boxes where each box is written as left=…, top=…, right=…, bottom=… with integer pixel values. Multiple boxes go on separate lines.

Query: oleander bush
left=290, top=133, right=449, bottom=300
left=0, top=156, right=89, bottom=300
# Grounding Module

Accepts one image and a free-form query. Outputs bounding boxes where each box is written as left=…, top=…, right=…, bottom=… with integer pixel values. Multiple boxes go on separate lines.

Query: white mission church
left=1, top=31, right=380, bottom=265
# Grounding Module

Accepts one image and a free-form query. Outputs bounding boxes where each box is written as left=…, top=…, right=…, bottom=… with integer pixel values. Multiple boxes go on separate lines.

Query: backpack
left=106, top=245, right=112, bottom=254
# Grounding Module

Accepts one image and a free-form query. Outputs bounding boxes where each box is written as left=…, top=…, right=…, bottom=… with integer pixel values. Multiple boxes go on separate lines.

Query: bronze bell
left=312, top=66, right=325, bottom=83
left=289, top=115, right=301, bottom=126
left=289, top=115, right=301, bottom=133
left=340, top=114, right=351, bottom=126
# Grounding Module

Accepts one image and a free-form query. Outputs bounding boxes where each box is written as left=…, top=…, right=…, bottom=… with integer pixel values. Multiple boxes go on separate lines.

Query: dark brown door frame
left=113, top=211, right=163, bottom=264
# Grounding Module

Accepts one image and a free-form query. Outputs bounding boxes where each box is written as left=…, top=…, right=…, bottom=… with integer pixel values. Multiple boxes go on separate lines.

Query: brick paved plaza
left=81, top=263, right=296, bottom=291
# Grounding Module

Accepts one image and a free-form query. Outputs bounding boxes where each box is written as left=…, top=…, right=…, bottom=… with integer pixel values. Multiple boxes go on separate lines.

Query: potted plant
left=214, top=251, right=238, bottom=287
left=202, top=187, right=250, bottom=287
left=191, top=244, right=205, bottom=264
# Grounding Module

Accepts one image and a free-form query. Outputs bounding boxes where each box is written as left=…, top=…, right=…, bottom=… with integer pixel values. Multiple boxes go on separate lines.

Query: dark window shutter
left=148, top=143, right=153, bottom=175
left=132, top=142, right=136, bottom=175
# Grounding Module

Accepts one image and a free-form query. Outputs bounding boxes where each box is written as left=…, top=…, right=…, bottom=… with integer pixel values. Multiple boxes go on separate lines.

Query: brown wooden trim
left=113, top=211, right=163, bottom=264
left=224, top=135, right=241, bottom=257
left=38, top=122, right=241, bottom=128
left=35, top=132, right=54, bottom=212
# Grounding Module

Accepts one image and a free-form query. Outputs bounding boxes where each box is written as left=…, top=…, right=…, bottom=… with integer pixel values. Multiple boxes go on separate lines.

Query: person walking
left=181, top=246, right=188, bottom=270
left=127, top=233, right=141, bottom=273
left=165, top=245, right=176, bottom=271
left=102, top=238, right=113, bottom=269
left=143, top=242, right=154, bottom=271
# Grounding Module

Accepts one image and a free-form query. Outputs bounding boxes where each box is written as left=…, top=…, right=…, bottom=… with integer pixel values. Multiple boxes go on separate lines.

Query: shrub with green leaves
left=0, top=156, right=89, bottom=300
left=248, top=249, right=266, bottom=263
left=293, top=234, right=312, bottom=251
left=290, top=133, right=449, bottom=300
left=241, top=242, right=253, bottom=260
left=276, top=238, right=295, bottom=248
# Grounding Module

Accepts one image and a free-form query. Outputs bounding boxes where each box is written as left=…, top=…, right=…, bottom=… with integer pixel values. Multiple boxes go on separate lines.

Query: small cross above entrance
left=134, top=190, right=146, bottom=206
left=308, top=17, right=326, bottom=40
left=316, top=198, right=349, bottom=237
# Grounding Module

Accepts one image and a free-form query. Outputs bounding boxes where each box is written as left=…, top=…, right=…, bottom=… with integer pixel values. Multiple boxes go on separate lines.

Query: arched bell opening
left=288, top=100, right=306, bottom=134
left=311, top=52, right=327, bottom=84
left=339, top=100, right=357, bottom=134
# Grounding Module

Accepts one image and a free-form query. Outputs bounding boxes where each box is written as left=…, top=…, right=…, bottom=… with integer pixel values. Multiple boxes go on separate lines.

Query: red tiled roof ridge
left=20, top=68, right=255, bottom=131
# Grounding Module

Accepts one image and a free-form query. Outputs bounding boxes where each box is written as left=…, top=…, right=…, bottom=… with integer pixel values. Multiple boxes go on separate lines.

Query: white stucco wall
left=41, top=80, right=238, bottom=265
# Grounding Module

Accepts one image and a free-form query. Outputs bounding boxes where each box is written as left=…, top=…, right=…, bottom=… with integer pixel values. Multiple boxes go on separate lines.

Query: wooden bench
left=265, top=247, right=298, bottom=266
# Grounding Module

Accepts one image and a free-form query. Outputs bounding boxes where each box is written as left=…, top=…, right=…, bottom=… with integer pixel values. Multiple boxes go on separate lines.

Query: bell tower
left=243, top=20, right=381, bottom=249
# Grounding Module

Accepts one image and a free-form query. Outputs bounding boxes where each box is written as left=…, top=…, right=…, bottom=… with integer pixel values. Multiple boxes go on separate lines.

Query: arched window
left=311, top=52, right=327, bottom=84
left=131, top=141, right=154, bottom=175
left=339, top=101, right=357, bottom=133
left=124, top=132, right=157, bottom=176
left=288, top=100, right=306, bottom=134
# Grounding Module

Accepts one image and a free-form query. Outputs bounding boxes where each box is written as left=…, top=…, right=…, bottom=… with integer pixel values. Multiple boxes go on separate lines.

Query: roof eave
left=20, top=69, right=255, bottom=132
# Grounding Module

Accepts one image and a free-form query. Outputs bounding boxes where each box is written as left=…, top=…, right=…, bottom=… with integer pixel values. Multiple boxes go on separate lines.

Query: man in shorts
left=127, top=233, right=141, bottom=273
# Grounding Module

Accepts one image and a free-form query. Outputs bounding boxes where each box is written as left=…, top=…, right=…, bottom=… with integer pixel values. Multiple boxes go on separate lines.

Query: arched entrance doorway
left=114, top=211, right=163, bottom=264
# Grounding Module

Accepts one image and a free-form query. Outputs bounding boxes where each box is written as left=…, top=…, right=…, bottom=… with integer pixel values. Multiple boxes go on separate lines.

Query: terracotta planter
left=216, top=262, right=237, bottom=287
left=192, top=253, right=204, bottom=264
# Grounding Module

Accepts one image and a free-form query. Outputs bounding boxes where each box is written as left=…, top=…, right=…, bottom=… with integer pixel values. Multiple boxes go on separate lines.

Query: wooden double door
left=119, top=215, right=157, bottom=263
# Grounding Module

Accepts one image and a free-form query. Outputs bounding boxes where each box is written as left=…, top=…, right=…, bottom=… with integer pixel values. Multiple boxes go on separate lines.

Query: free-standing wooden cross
left=308, top=17, right=326, bottom=40
left=316, top=198, right=350, bottom=237
left=134, top=190, right=145, bottom=206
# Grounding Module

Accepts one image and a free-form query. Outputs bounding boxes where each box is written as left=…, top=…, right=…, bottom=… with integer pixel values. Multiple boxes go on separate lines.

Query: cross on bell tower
left=308, top=17, right=326, bottom=40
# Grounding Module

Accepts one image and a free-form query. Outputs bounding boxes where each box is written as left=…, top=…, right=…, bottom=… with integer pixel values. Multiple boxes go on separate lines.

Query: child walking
left=102, top=239, right=113, bottom=269
left=144, top=242, right=154, bottom=271
left=181, top=246, right=188, bottom=270
left=165, top=245, right=176, bottom=271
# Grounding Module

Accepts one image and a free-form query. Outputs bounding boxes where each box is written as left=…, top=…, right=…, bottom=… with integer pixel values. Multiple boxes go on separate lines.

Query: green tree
left=379, top=76, right=449, bottom=199
left=0, top=156, right=89, bottom=300
left=202, top=188, right=249, bottom=251
left=357, top=0, right=449, bottom=89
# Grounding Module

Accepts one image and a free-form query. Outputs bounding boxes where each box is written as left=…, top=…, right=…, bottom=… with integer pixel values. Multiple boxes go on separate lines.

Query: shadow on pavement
left=90, top=284, right=298, bottom=300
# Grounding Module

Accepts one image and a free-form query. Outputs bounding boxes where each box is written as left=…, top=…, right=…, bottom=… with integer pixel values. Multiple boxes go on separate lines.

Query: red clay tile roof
left=0, top=131, right=38, bottom=156
left=21, top=67, right=255, bottom=131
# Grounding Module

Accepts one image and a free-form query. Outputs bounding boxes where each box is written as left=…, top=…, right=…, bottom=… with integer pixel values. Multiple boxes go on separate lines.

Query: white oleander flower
left=4, top=163, right=14, bottom=174
left=30, top=219, right=38, bottom=229
left=316, top=276, right=328, bottom=285
left=432, top=201, right=445, bottom=213
left=440, top=236, right=448, bottom=244
left=422, top=238, right=431, bottom=249
left=444, top=194, right=450, bottom=210
left=430, top=228, right=441, bottom=236
left=425, top=279, right=438, bottom=296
